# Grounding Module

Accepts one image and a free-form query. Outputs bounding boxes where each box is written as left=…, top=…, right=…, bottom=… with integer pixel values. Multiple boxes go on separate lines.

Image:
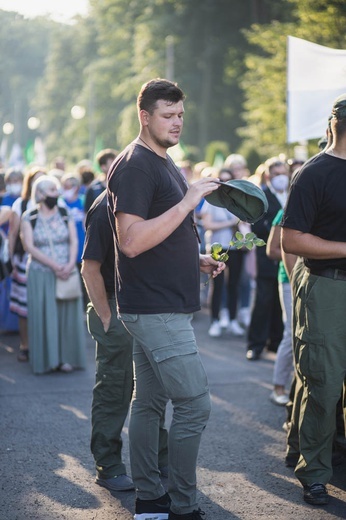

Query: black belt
left=309, top=267, right=346, bottom=281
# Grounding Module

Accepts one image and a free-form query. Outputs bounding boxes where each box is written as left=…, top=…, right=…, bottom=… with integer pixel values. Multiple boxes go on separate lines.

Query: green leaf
left=245, top=242, right=254, bottom=250
left=210, top=242, right=223, bottom=254
left=219, top=253, right=229, bottom=262
left=235, top=231, right=244, bottom=241
left=254, top=238, right=266, bottom=247
left=236, top=242, right=244, bottom=249
left=245, top=232, right=255, bottom=240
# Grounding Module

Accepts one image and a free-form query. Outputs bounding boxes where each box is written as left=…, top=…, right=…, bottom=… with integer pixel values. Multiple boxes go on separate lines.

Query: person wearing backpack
left=8, top=166, right=47, bottom=361
left=21, top=175, right=86, bottom=374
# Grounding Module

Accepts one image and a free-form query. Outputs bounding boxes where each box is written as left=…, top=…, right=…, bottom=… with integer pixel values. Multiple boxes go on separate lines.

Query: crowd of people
left=0, top=149, right=116, bottom=372
left=1, top=79, right=345, bottom=517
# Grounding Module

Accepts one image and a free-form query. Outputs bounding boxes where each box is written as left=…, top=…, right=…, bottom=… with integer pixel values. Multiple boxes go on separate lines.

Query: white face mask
left=7, top=182, right=22, bottom=196
left=62, top=188, right=76, bottom=201
left=270, top=174, right=289, bottom=193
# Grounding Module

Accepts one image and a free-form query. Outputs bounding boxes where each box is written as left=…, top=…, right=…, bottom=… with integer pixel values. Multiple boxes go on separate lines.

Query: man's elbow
left=282, top=231, right=300, bottom=255
left=81, top=260, right=99, bottom=283
left=118, top=238, right=142, bottom=258
left=282, top=241, right=295, bottom=255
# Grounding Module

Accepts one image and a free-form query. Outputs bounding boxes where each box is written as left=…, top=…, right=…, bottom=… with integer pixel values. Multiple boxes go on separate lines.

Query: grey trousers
left=119, top=312, right=211, bottom=516
left=272, top=282, right=293, bottom=387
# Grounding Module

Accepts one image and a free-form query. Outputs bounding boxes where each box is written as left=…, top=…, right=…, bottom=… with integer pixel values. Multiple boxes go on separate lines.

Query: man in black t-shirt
left=81, top=191, right=135, bottom=491
left=108, top=79, right=224, bottom=520
left=282, top=94, right=346, bottom=507
left=82, top=191, right=169, bottom=493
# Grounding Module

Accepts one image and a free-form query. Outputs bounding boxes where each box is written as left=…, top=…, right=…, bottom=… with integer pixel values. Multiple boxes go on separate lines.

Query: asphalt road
left=1, top=307, right=345, bottom=520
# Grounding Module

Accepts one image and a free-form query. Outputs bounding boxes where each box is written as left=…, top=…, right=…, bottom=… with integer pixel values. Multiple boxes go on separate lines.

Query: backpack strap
left=28, top=206, right=69, bottom=229
left=21, top=199, right=29, bottom=215
left=58, top=206, right=69, bottom=226
left=28, top=208, right=39, bottom=229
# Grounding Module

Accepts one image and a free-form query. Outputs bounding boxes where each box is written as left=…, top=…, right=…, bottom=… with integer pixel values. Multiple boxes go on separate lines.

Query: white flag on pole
left=287, top=36, right=346, bottom=143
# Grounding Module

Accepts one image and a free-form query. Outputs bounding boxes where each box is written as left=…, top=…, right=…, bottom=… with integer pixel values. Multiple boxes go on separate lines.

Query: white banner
left=287, top=36, right=346, bottom=143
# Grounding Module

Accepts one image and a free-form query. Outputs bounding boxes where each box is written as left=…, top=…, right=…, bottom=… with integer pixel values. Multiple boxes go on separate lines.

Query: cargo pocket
left=153, top=342, right=209, bottom=400
left=296, top=329, right=326, bottom=385
left=94, top=362, right=126, bottom=405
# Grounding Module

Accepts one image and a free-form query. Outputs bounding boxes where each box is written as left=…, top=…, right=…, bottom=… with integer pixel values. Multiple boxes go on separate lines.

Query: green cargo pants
left=294, top=270, right=346, bottom=486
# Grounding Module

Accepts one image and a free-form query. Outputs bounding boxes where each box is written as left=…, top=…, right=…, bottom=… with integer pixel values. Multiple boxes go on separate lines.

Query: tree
left=240, top=0, right=346, bottom=158
left=0, top=11, right=53, bottom=151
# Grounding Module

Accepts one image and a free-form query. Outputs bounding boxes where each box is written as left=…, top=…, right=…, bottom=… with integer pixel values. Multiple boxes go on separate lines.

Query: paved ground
left=1, top=307, right=345, bottom=520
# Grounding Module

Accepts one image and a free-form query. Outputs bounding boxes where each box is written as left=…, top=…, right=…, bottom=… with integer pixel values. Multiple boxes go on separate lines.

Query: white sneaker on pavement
left=208, top=320, right=222, bottom=337
left=219, top=308, right=230, bottom=328
left=270, top=390, right=290, bottom=406
left=228, top=319, right=244, bottom=336
left=238, top=307, right=251, bottom=328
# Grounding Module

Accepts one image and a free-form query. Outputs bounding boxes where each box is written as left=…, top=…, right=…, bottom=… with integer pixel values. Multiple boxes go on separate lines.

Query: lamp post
left=27, top=116, right=46, bottom=166
left=3, top=122, right=14, bottom=136
left=1, top=123, right=14, bottom=167
left=166, top=36, right=174, bottom=81
left=70, top=105, right=86, bottom=121
left=27, top=117, right=40, bottom=131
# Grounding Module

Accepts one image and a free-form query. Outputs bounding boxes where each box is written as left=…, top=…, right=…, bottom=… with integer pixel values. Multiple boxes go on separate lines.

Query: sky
left=0, top=0, right=89, bottom=23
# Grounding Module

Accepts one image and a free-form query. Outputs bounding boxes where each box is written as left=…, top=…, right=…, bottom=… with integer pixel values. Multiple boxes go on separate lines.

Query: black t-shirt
left=82, top=190, right=115, bottom=294
left=107, top=142, right=200, bottom=314
left=282, top=151, right=346, bottom=270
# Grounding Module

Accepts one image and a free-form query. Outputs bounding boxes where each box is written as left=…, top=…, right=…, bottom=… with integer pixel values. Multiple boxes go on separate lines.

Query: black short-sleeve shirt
left=82, top=190, right=115, bottom=295
left=282, top=152, right=346, bottom=270
left=107, top=143, right=200, bottom=314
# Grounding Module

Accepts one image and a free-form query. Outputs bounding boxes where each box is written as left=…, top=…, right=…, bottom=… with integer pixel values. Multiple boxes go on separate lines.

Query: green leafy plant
left=206, top=231, right=266, bottom=285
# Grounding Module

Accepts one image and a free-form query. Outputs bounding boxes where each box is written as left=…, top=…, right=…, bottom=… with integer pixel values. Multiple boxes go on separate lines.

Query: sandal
left=17, top=349, right=29, bottom=362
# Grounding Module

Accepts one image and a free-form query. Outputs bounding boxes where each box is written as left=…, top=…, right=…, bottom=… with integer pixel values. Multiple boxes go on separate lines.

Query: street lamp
left=71, top=105, right=86, bottom=120
left=3, top=122, right=14, bottom=135
left=27, top=117, right=40, bottom=131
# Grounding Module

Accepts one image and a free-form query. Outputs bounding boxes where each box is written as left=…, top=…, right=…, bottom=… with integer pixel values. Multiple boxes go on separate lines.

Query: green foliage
left=240, top=0, right=346, bottom=156
left=0, top=11, right=55, bottom=150
left=207, top=230, right=265, bottom=284
left=4, top=0, right=343, bottom=167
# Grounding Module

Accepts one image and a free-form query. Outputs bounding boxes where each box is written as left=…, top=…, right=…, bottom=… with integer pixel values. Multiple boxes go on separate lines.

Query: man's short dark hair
left=95, top=148, right=118, bottom=168
left=137, top=78, right=185, bottom=115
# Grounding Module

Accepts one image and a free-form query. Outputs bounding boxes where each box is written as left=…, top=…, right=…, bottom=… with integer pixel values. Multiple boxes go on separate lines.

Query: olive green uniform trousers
left=293, top=269, right=346, bottom=486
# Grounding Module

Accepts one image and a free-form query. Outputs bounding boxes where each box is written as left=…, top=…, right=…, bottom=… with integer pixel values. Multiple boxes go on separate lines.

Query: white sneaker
left=219, top=308, right=230, bottom=328
left=238, top=307, right=251, bottom=328
left=228, top=319, right=244, bottom=336
left=270, top=390, right=289, bottom=406
left=59, top=363, right=73, bottom=373
left=208, top=320, right=222, bottom=337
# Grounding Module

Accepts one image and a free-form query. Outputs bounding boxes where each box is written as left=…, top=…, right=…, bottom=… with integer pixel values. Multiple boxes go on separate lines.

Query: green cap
left=332, top=93, right=346, bottom=120
left=204, top=179, right=268, bottom=224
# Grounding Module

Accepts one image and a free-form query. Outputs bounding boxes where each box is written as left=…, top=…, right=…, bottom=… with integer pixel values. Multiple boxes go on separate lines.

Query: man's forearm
left=282, top=228, right=346, bottom=259
left=81, top=261, right=111, bottom=328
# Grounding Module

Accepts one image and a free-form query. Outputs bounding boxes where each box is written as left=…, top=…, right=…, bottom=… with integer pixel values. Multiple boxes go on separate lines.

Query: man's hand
left=200, top=254, right=226, bottom=278
left=101, top=314, right=111, bottom=333
left=180, top=178, right=220, bottom=213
